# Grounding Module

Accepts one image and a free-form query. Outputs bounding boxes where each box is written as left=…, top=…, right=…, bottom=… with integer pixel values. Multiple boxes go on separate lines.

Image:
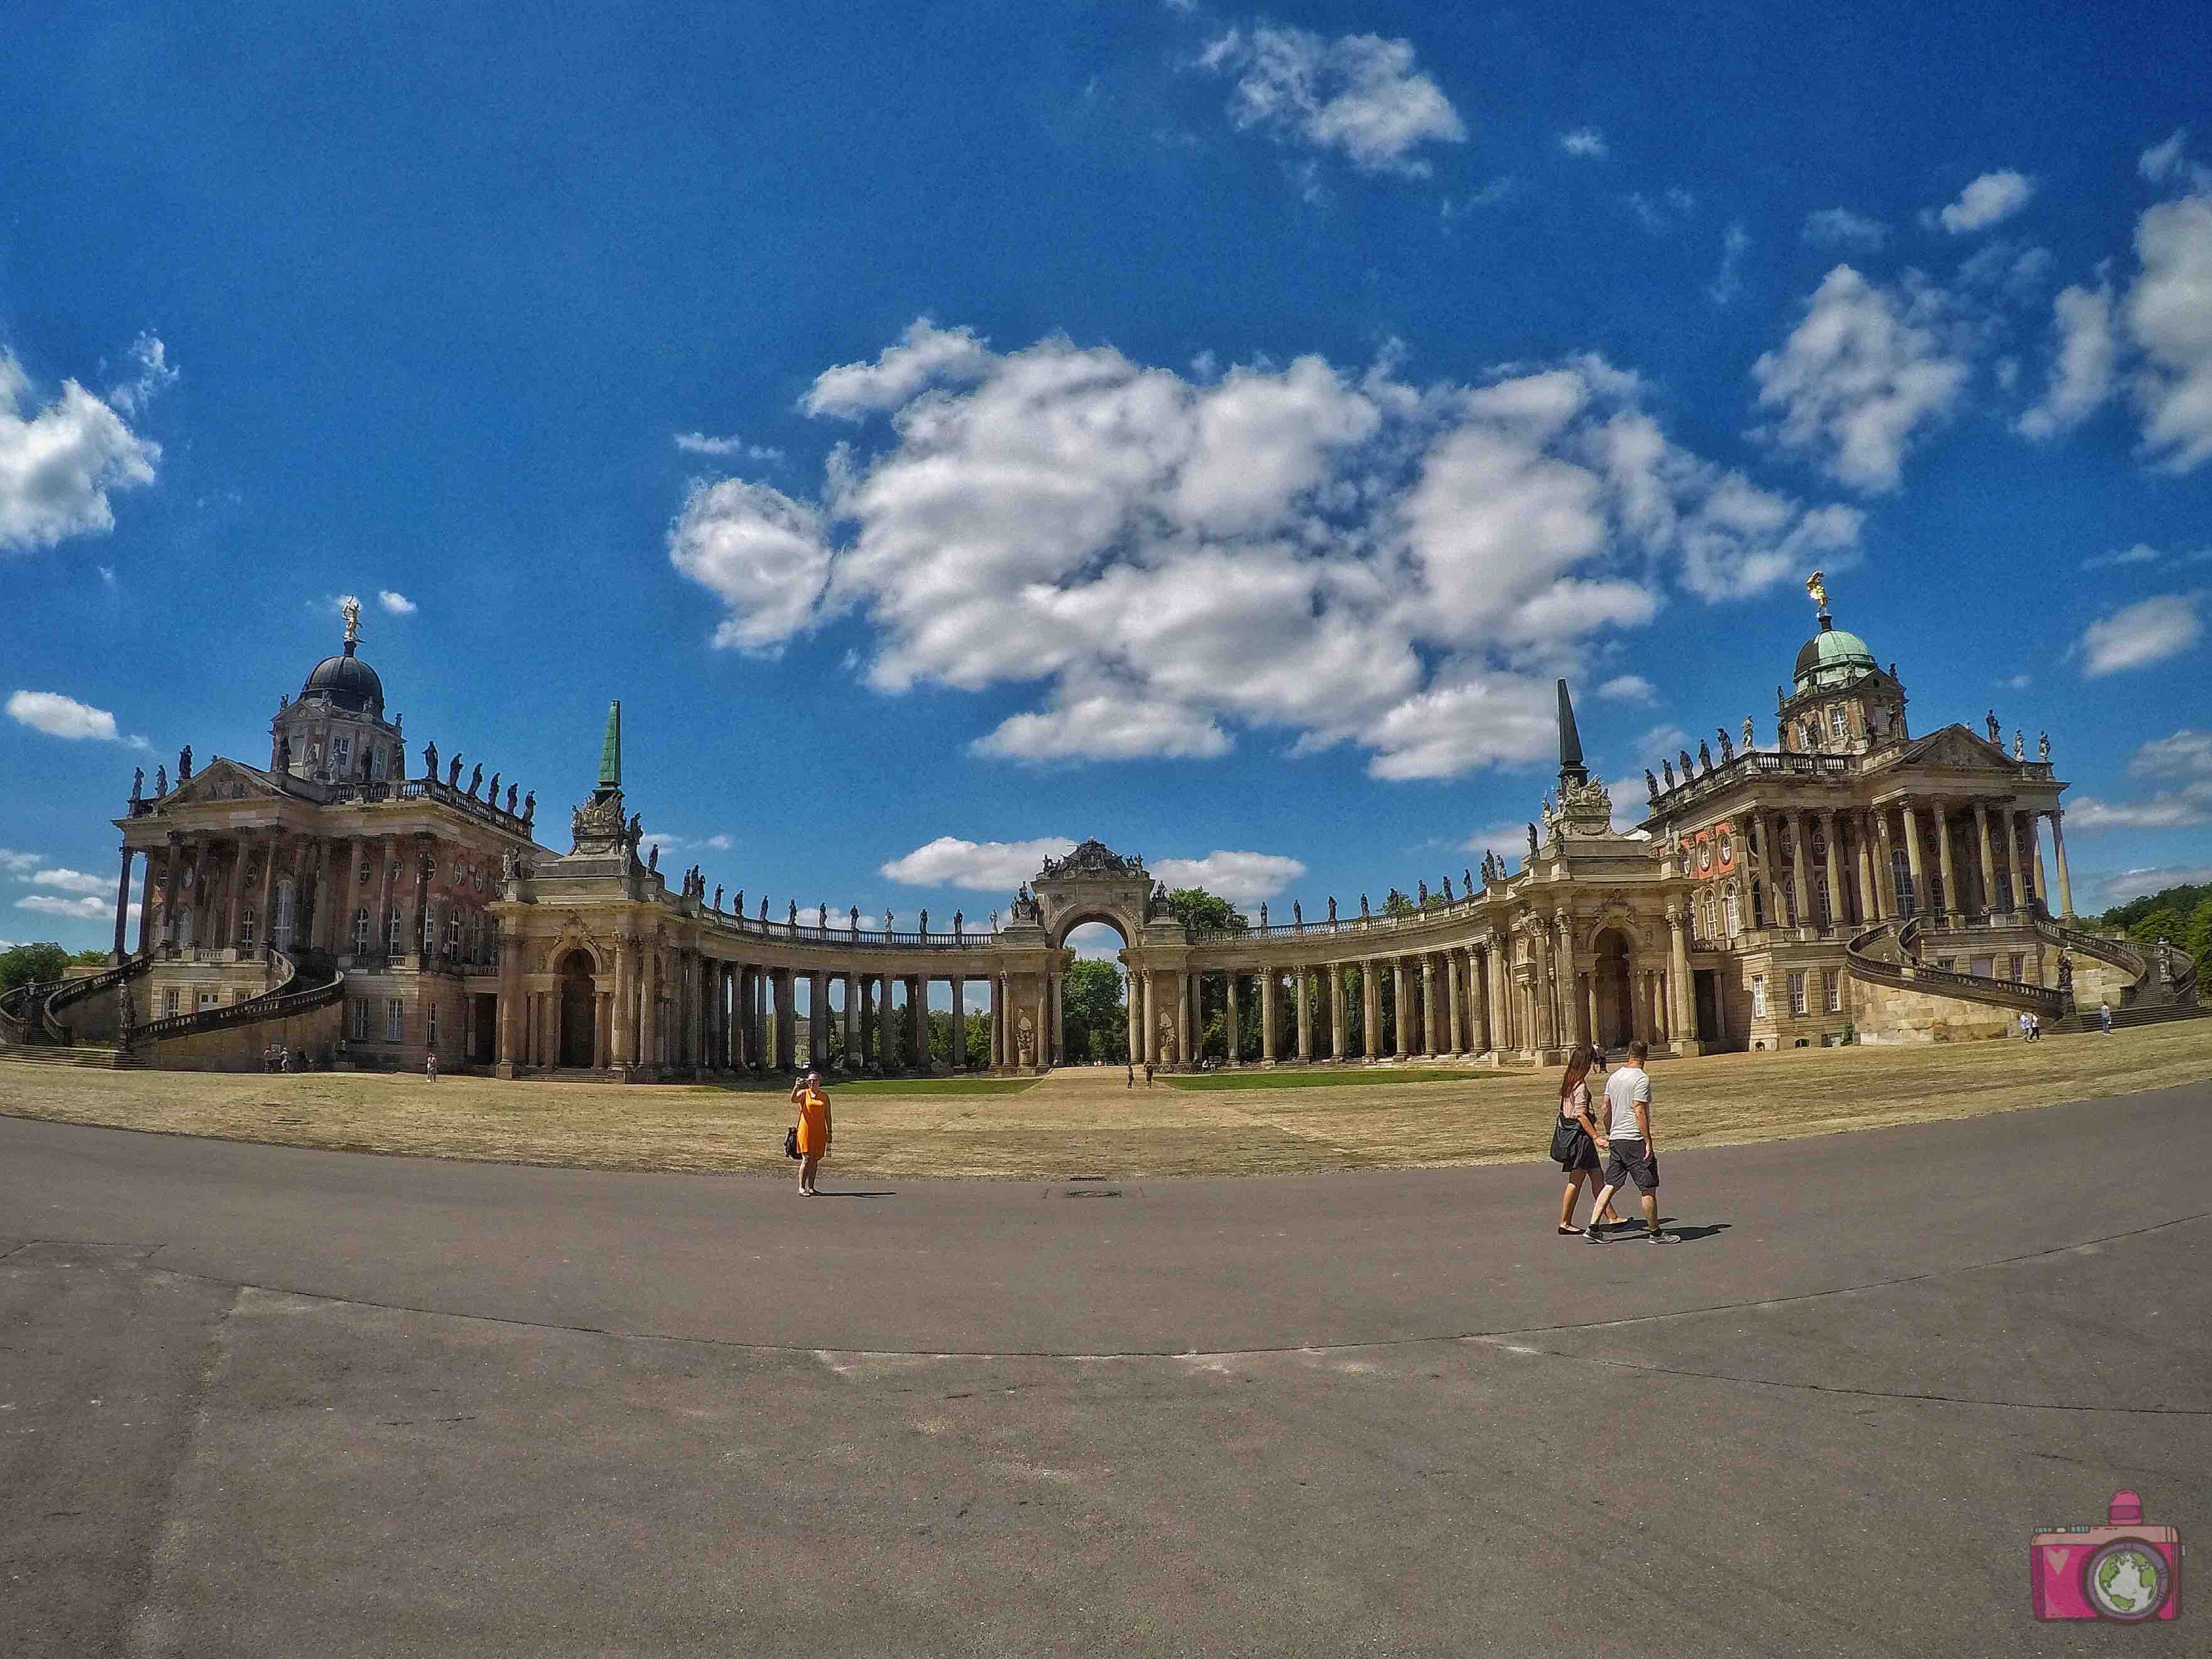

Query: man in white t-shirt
left=1586, top=1040, right=1677, bottom=1243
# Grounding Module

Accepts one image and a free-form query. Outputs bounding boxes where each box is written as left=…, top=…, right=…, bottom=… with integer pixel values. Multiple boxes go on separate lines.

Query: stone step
left=0, top=1042, right=138, bottom=1069
left=2049, top=1001, right=2209, bottom=1035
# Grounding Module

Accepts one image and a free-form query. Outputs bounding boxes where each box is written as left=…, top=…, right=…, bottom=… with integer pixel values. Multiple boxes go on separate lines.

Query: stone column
left=1442, top=953, right=1462, bottom=1054
left=912, top=976, right=930, bottom=1068
left=1050, top=972, right=1064, bottom=1068
left=1359, top=962, right=1381, bottom=1060
left=136, top=845, right=163, bottom=955
left=780, top=969, right=801, bottom=1072
left=1259, top=971, right=1277, bottom=1065
left=2048, top=810, right=2074, bottom=919
left=2027, top=814, right=2049, bottom=911
left=1901, top=800, right=1927, bottom=919
left=1555, top=914, right=1583, bottom=1047
left=1932, top=798, right=1960, bottom=924
left=110, top=846, right=135, bottom=961
left=1789, top=812, right=1814, bottom=932
left=2003, top=811, right=2027, bottom=920
left=496, top=930, right=522, bottom=1075
left=1327, top=965, right=1346, bottom=1059
left=1667, top=906, right=1694, bottom=1043
left=1138, top=970, right=1155, bottom=1067
left=641, top=951, right=663, bottom=1070
left=948, top=976, right=966, bottom=1069
left=1821, top=810, right=1846, bottom=930
left=611, top=937, right=636, bottom=1067
left=1485, top=944, right=1506, bottom=1056
left=1973, top=802, right=1998, bottom=917
left=1125, top=968, right=1143, bottom=1065
left=1294, top=967, right=1312, bottom=1060
left=1854, top=817, right=1878, bottom=926
left=1224, top=971, right=1242, bottom=1065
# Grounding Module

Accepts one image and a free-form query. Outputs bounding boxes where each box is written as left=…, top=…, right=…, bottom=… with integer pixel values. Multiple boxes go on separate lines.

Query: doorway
left=558, top=950, right=597, bottom=1068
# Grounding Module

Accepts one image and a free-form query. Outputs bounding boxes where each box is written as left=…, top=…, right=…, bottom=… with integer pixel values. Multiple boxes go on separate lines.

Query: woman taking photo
left=1554, top=1043, right=1625, bottom=1235
left=792, top=1069, right=831, bottom=1195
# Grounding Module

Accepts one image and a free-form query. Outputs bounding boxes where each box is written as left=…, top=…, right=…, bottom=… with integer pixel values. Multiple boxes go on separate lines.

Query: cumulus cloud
left=1932, top=170, right=2036, bottom=234
left=2079, top=593, right=2203, bottom=677
left=1597, top=673, right=1654, bottom=702
left=377, top=590, right=417, bottom=615
left=1751, top=265, right=1970, bottom=492
left=2125, top=192, right=2212, bottom=472
left=670, top=323, right=1861, bottom=779
left=2067, top=795, right=2209, bottom=831
left=2081, top=543, right=2163, bottom=571
left=673, top=430, right=784, bottom=462
left=1560, top=127, right=1607, bottom=158
left=881, top=837, right=1079, bottom=891
left=804, top=320, right=996, bottom=419
left=0, top=344, right=165, bottom=554
left=8, top=689, right=121, bottom=741
left=2138, top=129, right=2209, bottom=192
left=0, top=849, right=44, bottom=873
left=29, top=868, right=110, bottom=896
left=1199, top=23, right=1466, bottom=177
left=1150, top=851, right=1307, bottom=901
left=1802, top=208, right=1888, bottom=251
left=1707, top=220, right=1751, bottom=306
left=1460, top=820, right=1533, bottom=859
left=14, top=894, right=111, bottom=920
left=2018, top=281, right=2118, bottom=439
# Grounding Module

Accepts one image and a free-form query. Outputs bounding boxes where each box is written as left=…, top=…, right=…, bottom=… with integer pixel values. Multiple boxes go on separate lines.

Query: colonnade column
left=1175, top=973, right=1192, bottom=1066
left=1484, top=943, right=1506, bottom=1057
left=1973, top=803, right=1998, bottom=917
left=1821, top=809, right=1846, bottom=930
left=1443, top=954, right=1462, bottom=1054
left=1223, top=972, right=1241, bottom=1065
left=1137, top=970, right=1154, bottom=1067
left=1787, top=812, right=1813, bottom=932
left=1126, top=969, right=1144, bottom=1066
left=1361, top=964, right=1382, bottom=1060
left=949, top=976, right=966, bottom=1069
left=2048, top=810, right=2074, bottom=919
left=1851, top=817, right=1876, bottom=926
left=1667, top=906, right=1693, bottom=1044
left=111, top=846, right=135, bottom=961
left=611, top=937, right=636, bottom=1068
left=2003, top=810, right=2027, bottom=919
left=1555, top=914, right=1583, bottom=1048
left=1295, top=967, right=1312, bottom=1061
left=1327, top=965, right=1346, bottom=1059
left=1901, top=801, right=1927, bottom=919
left=640, top=952, right=662, bottom=1070
left=1932, top=798, right=1960, bottom=925
left=1259, top=971, right=1277, bottom=1065
left=2027, top=815, right=2049, bottom=911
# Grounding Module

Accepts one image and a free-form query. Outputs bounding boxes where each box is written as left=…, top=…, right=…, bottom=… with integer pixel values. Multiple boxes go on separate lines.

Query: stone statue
left=1292, top=900, right=1303, bottom=927
left=1416, top=882, right=1427, bottom=906
left=1464, top=868, right=1474, bottom=893
left=447, top=755, right=463, bottom=788
left=1716, top=727, right=1733, bottom=762
left=1360, top=893, right=1371, bottom=918
left=423, top=741, right=440, bottom=778
left=279, top=694, right=288, bottom=709
left=2057, top=949, right=2073, bottom=994
left=1662, top=759, right=1675, bottom=788
left=488, top=771, right=500, bottom=805
left=467, top=764, right=482, bottom=798
left=881, top=908, right=892, bottom=930
left=1645, top=767, right=1660, bottom=798
left=1806, top=569, right=1828, bottom=612
left=1698, top=741, right=1713, bottom=773
left=1986, top=710, right=2000, bottom=742
left=626, top=813, right=642, bottom=849
left=714, top=884, right=723, bottom=911
left=522, top=791, right=535, bottom=825
left=119, top=987, right=136, bottom=1031
left=1016, top=1017, right=1035, bottom=1065
left=155, top=765, right=168, bottom=795
left=1743, top=715, right=1755, bottom=752
left=2013, top=730, right=2024, bottom=760
left=1441, top=876, right=1454, bottom=901
left=1678, top=749, right=1694, bottom=781
left=341, top=593, right=362, bottom=644
left=276, top=736, right=290, bottom=771
left=1327, top=896, right=1337, bottom=922
left=2037, top=731, right=2049, bottom=761
left=953, top=910, right=963, bottom=937
left=178, top=744, right=192, bottom=780
left=788, top=900, right=798, bottom=927
left=131, top=766, right=144, bottom=802
left=919, top=909, right=929, bottom=935
left=505, top=784, right=518, bottom=813
left=1526, top=824, right=1539, bottom=857
left=1259, top=902, right=1268, bottom=928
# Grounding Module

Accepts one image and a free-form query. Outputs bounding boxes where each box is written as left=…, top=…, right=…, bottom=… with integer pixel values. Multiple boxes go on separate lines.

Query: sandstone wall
left=141, top=1001, right=345, bottom=1072
left=1850, top=978, right=2014, bottom=1045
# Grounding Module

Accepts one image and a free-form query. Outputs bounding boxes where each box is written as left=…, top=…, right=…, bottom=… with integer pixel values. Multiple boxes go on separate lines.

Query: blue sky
left=6, top=0, right=2212, bottom=964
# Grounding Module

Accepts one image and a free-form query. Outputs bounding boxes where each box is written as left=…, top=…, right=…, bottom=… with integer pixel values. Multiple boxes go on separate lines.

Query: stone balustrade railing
left=694, top=911, right=1002, bottom=951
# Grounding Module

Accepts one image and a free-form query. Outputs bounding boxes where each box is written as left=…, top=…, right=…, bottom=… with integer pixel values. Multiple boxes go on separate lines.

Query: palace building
left=2, top=579, right=2195, bottom=1076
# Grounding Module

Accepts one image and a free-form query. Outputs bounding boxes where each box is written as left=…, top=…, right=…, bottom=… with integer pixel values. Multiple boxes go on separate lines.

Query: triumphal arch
left=11, top=575, right=2196, bottom=1077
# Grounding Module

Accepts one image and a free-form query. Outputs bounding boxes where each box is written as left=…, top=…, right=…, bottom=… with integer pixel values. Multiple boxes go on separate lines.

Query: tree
left=0, top=942, right=70, bottom=995
left=1060, top=957, right=1128, bottom=1062
left=1167, top=887, right=1245, bottom=936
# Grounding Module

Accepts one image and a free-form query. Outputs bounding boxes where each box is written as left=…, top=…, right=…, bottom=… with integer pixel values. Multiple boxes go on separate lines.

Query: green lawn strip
left=1158, top=1068, right=1498, bottom=1091
left=813, top=1076, right=1042, bottom=1097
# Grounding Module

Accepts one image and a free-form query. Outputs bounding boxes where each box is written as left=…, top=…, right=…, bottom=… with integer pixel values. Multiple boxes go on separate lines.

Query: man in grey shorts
left=1586, top=1040, right=1678, bottom=1243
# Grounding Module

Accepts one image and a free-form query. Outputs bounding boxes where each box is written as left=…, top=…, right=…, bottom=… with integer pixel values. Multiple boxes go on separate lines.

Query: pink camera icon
left=2029, top=1491, right=2182, bottom=1621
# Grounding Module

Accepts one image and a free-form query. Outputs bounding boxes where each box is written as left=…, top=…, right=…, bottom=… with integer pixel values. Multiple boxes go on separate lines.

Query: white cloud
left=2082, top=543, right=2163, bottom=571
left=2019, top=281, right=2118, bottom=439
left=29, top=868, right=108, bottom=896
left=1623, top=187, right=1697, bottom=235
left=881, top=836, right=1079, bottom=891
left=0, top=848, right=43, bottom=873
left=1200, top=24, right=1466, bottom=177
left=2130, top=727, right=2212, bottom=779
left=2067, top=795, right=2210, bottom=831
left=377, top=590, right=417, bottom=616
left=8, top=689, right=120, bottom=741
left=670, top=324, right=1860, bottom=779
left=1707, top=221, right=1751, bottom=306
left=2138, top=130, right=2209, bottom=192
left=673, top=430, right=784, bottom=462
left=2087, top=863, right=2212, bottom=906
left=2079, top=593, right=2203, bottom=677
left=2000, top=672, right=2032, bottom=689
left=1751, top=265, right=1970, bottom=492
left=1597, top=673, right=1654, bottom=702
left=15, top=893, right=111, bottom=920
left=1150, top=851, right=1307, bottom=901
left=0, top=345, right=165, bottom=554
left=1560, top=127, right=1607, bottom=158
left=702, top=834, right=733, bottom=851
left=1932, top=170, right=2036, bottom=234
left=666, top=478, right=832, bottom=653
left=2125, top=192, right=2212, bottom=472
left=1064, top=921, right=1128, bottom=961
left=1460, top=820, right=1534, bottom=859
left=1803, top=208, right=1888, bottom=251
left=803, top=320, right=996, bottom=419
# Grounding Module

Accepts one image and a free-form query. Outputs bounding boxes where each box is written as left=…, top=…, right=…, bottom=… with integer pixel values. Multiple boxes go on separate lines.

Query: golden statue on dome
left=340, top=594, right=362, bottom=646
left=1806, top=570, right=1828, bottom=612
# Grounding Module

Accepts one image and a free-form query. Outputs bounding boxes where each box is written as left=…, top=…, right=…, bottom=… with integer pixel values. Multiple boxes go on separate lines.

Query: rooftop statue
left=1806, top=569, right=1828, bottom=612
left=1662, top=759, right=1675, bottom=788
left=1698, top=741, right=1713, bottom=773
left=422, top=741, right=439, bottom=778
left=2039, top=731, right=2050, bottom=761
left=1742, top=715, right=1755, bottom=751
left=1645, top=767, right=1660, bottom=798
left=1716, top=727, right=1733, bottom=761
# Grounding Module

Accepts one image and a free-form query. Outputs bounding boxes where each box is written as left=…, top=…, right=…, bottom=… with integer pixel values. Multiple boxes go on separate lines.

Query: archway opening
left=1056, top=917, right=1133, bottom=1065
left=1591, top=928, right=1635, bottom=1051
left=557, top=949, right=597, bottom=1069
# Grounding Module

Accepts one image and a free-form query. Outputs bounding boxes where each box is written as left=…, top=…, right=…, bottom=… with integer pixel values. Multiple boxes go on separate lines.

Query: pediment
left=1894, top=724, right=2019, bottom=773
left=158, top=758, right=286, bottom=807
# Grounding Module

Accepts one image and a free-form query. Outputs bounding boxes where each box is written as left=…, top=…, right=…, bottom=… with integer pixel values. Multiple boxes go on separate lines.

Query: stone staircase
left=0, top=1041, right=139, bottom=1070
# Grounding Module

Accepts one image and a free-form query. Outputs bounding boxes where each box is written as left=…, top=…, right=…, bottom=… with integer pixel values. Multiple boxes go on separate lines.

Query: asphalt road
left=3, top=1084, right=2208, bottom=1656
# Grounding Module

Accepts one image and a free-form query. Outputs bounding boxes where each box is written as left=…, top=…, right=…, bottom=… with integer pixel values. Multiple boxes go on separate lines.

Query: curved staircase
left=0, top=957, right=152, bottom=1069
left=121, top=949, right=347, bottom=1053
left=1844, top=918, right=2069, bottom=1020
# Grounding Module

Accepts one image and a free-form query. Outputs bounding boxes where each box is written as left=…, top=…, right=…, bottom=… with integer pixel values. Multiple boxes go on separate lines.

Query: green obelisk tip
left=598, top=700, right=621, bottom=790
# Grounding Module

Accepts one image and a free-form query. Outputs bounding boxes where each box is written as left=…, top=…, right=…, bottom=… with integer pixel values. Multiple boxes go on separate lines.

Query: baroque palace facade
left=4, top=581, right=2194, bottom=1077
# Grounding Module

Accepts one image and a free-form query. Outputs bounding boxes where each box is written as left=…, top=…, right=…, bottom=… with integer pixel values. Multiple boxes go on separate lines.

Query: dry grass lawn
left=3, top=1024, right=2208, bottom=1181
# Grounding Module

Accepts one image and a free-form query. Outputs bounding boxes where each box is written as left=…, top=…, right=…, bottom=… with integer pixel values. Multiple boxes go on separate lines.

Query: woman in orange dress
left=793, top=1069, right=831, bottom=1195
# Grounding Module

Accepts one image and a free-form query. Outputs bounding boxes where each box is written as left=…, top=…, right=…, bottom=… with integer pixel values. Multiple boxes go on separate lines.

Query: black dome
left=301, top=643, right=385, bottom=715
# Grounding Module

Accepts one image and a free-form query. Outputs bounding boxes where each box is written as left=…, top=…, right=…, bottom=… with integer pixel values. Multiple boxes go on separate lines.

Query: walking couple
left=1553, top=1040, right=1679, bottom=1244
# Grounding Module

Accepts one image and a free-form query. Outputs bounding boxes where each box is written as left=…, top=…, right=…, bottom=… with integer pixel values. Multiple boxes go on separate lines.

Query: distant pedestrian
left=1126, top=1062, right=1134, bottom=1088
left=793, top=1069, right=831, bottom=1195
left=2019, top=1010, right=2031, bottom=1042
left=2099, top=1001, right=2113, bottom=1034
left=1143, top=1062, right=1154, bottom=1087
left=424, top=1050, right=437, bottom=1082
left=1586, top=1040, right=1678, bottom=1244
left=2029, top=1012, right=2041, bottom=1042
left=1553, top=1042, right=1626, bottom=1236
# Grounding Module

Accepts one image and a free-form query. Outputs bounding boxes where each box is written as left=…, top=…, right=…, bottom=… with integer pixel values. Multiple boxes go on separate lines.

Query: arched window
left=423, top=905, right=439, bottom=954
left=1724, top=883, right=1742, bottom=938
left=352, top=908, right=370, bottom=954
left=387, top=911, right=403, bottom=954
left=241, top=907, right=257, bottom=950
left=1751, top=880, right=1766, bottom=928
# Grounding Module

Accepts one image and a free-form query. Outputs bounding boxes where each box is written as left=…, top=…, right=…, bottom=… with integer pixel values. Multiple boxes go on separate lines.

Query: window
left=444, top=915, right=460, bottom=954
left=471, top=865, right=482, bottom=892
left=452, top=861, right=464, bottom=884
left=1751, top=974, right=1767, bottom=1017
left=274, top=881, right=295, bottom=952
left=1724, top=884, right=1742, bottom=938
left=1970, top=957, right=1995, bottom=979
left=330, top=734, right=352, bottom=775
left=352, top=908, right=370, bottom=954
left=1815, top=871, right=1832, bottom=926
left=427, top=1004, right=439, bottom=1048
left=1719, top=831, right=1733, bottom=864
left=388, top=912, right=403, bottom=954
left=1788, top=971, right=1807, bottom=1016
left=198, top=989, right=218, bottom=1011
left=371, top=745, right=387, bottom=781
left=242, top=908, right=256, bottom=950
left=1829, top=704, right=1848, bottom=741
left=351, top=997, right=370, bottom=1040
left=1699, top=840, right=1712, bottom=873
left=386, top=999, right=404, bottom=1042
left=163, top=990, right=179, bottom=1018
left=423, top=906, right=439, bottom=954
left=1892, top=850, right=1916, bottom=917
left=1824, top=971, right=1841, bottom=1013
left=1751, top=881, right=1766, bottom=928
left=2008, top=952, right=2025, bottom=982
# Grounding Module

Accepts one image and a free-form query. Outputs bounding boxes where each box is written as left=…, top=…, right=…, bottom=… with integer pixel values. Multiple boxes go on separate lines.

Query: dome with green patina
left=1793, top=616, right=1877, bottom=692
